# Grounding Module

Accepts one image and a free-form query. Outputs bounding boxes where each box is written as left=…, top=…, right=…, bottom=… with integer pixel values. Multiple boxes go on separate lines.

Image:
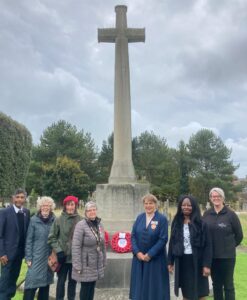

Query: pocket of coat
left=88, top=253, right=97, bottom=268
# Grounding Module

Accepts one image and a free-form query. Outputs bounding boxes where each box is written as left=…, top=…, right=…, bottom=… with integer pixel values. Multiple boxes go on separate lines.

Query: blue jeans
left=0, top=256, right=23, bottom=300
left=56, top=263, right=76, bottom=300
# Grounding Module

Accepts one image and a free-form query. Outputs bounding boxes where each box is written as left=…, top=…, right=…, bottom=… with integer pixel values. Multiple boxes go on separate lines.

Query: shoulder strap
left=69, top=217, right=78, bottom=242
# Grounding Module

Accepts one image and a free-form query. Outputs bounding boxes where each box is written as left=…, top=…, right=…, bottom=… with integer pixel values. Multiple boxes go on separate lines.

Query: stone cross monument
left=98, top=5, right=145, bottom=184
left=95, top=6, right=149, bottom=294
left=96, top=5, right=149, bottom=228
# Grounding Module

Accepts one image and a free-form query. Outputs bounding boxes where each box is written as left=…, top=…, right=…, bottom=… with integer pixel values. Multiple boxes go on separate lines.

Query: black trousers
left=80, top=281, right=96, bottom=300
left=23, top=285, right=50, bottom=300
left=56, top=263, right=76, bottom=300
left=211, top=258, right=236, bottom=300
left=0, top=256, right=22, bottom=300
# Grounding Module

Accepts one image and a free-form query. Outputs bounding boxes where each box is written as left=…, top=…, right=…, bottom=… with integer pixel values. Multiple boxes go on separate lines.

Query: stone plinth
left=96, top=183, right=149, bottom=233
left=96, top=252, right=132, bottom=289
left=96, top=183, right=150, bottom=220
left=95, top=182, right=149, bottom=291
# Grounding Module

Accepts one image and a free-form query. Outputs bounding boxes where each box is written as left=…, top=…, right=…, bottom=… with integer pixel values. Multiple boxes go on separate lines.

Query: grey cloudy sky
left=1, top=0, right=247, bottom=178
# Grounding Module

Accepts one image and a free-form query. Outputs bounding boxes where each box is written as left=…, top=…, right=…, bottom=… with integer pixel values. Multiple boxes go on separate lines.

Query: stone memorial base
left=95, top=182, right=149, bottom=291
left=96, top=252, right=132, bottom=289
left=96, top=183, right=150, bottom=233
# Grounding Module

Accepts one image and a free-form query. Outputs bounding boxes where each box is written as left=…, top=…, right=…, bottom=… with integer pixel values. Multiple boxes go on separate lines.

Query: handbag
left=48, top=250, right=60, bottom=272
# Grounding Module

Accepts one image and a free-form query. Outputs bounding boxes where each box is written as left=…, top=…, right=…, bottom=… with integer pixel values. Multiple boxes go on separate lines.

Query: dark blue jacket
left=129, top=211, right=170, bottom=300
left=0, top=205, right=30, bottom=260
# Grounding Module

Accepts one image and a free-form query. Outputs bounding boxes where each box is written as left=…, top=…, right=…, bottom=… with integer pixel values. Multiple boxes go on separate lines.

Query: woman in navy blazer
left=129, top=194, right=170, bottom=300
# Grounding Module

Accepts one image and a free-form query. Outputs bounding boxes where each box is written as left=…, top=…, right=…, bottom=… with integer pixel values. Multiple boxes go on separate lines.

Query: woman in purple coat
left=129, top=194, right=170, bottom=300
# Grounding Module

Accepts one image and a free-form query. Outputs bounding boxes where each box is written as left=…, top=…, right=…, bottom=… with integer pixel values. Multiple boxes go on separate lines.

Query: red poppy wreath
left=111, top=232, right=132, bottom=253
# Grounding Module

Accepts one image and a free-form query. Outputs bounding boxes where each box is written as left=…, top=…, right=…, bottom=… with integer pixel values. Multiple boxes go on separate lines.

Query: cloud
left=0, top=0, right=246, bottom=178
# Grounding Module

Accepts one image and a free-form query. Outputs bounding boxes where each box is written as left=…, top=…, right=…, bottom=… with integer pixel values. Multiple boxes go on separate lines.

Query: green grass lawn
left=208, top=252, right=247, bottom=300
left=239, top=213, right=247, bottom=246
left=13, top=290, right=25, bottom=300
left=234, top=252, right=247, bottom=299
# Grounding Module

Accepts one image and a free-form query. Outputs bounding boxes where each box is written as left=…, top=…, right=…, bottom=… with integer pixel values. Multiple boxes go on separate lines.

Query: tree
left=187, top=129, right=238, bottom=204
left=33, top=120, right=97, bottom=180
left=133, top=131, right=179, bottom=202
left=133, top=131, right=168, bottom=182
left=26, top=120, right=98, bottom=195
left=97, top=133, right=113, bottom=183
left=0, top=112, right=32, bottom=200
left=176, top=141, right=190, bottom=195
left=25, top=160, right=43, bottom=195
left=42, top=156, right=90, bottom=205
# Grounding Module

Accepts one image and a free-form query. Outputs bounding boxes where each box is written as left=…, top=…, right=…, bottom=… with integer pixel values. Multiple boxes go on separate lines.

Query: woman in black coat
left=203, top=187, right=243, bottom=300
left=168, top=195, right=212, bottom=300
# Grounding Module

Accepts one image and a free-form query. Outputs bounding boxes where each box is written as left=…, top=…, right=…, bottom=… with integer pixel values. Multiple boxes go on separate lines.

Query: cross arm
left=126, top=28, right=145, bottom=43
left=98, top=28, right=117, bottom=43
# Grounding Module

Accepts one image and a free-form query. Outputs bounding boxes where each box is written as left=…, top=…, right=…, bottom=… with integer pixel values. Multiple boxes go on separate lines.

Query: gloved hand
left=57, top=251, right=66, bottom=264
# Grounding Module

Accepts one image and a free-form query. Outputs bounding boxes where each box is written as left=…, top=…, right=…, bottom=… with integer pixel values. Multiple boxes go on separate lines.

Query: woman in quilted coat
left=72, top=201, right=106, bottom=300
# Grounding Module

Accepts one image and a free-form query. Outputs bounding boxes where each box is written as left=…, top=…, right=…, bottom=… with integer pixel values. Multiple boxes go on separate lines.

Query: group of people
left=0, top=186, right=243, bottom=300
left=0, top=189, right=105, bottom=300
left=130, top=189, right=243, bottom=300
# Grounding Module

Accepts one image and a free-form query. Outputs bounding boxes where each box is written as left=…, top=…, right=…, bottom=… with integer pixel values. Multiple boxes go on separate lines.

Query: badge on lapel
left=151, top=220, right=158, bottom=230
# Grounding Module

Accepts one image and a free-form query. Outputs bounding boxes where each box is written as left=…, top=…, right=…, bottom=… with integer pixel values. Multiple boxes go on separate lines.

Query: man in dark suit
left=0, top=188, right=30, bottom=300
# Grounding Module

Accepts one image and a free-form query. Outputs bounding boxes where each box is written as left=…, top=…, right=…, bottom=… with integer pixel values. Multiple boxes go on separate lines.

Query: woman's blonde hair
left=142, top=194, right=159, bottom=206
left=209, top=187, right=225, bottom=200
left=37, top=196, right=56, bottom=211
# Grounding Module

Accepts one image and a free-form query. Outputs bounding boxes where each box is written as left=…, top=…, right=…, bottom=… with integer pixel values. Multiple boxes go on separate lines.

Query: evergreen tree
left=0, top=112, right=32, bottom=201
left=187, top=129, right=238, bottom=204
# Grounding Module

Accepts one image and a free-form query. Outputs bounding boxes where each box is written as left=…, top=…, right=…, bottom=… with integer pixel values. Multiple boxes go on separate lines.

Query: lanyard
left=86, top=219, right=102, bottom=252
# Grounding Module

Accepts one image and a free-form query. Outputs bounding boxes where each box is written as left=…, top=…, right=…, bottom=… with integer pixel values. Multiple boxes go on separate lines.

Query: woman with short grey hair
left=84, top=201, right=97, bottom=214
left=203, top=187, right=243, bottom=300
left=23, top=196, right=56, bottom=300
left=72, top=201, right=106, bottom=300
left=209, top=187, right=225, bottom=201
